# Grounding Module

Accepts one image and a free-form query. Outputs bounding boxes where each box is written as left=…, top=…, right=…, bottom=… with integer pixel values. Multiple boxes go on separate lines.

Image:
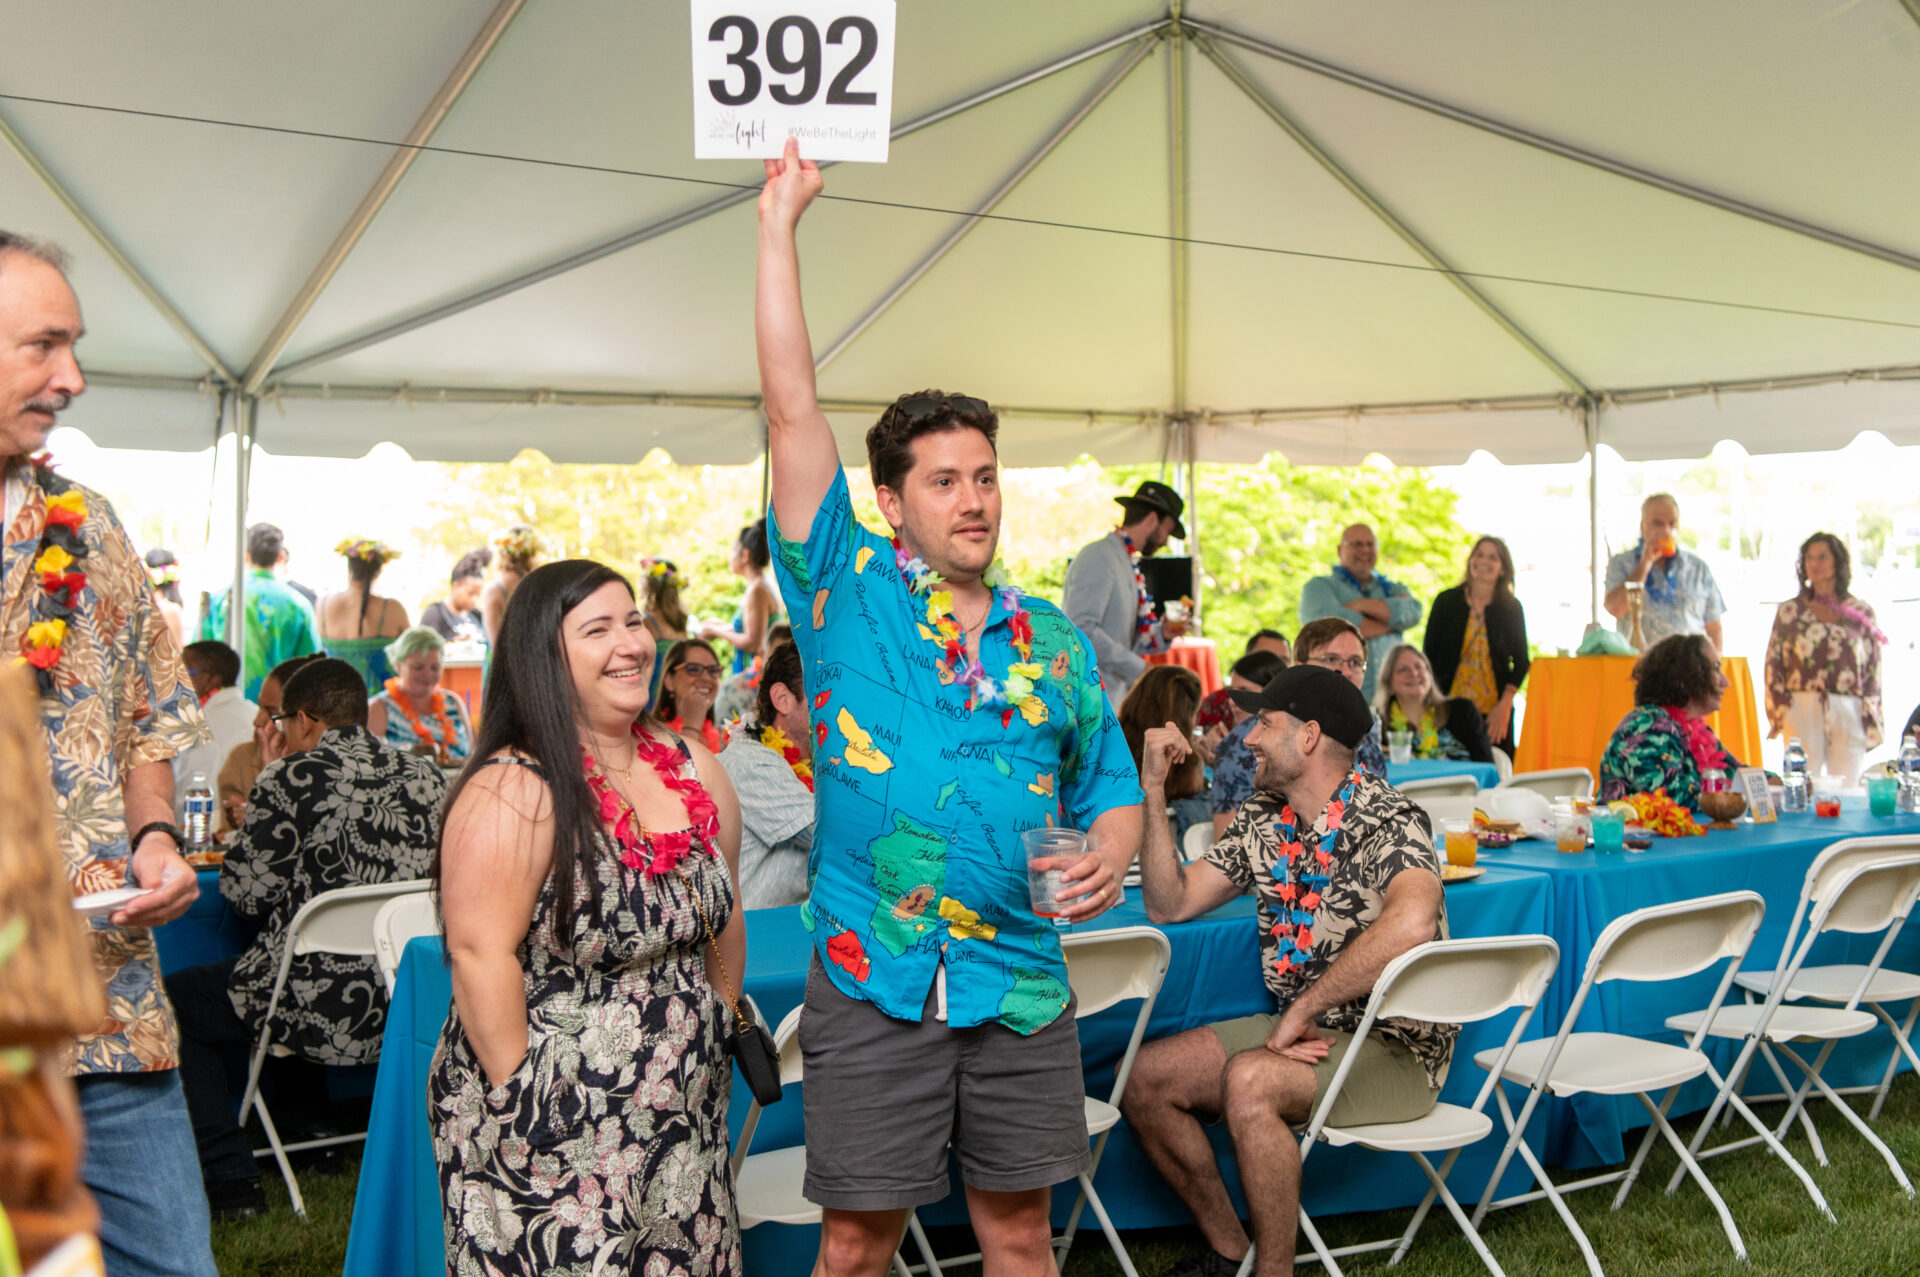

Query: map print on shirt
left=868, top=812, right=948, bottom=957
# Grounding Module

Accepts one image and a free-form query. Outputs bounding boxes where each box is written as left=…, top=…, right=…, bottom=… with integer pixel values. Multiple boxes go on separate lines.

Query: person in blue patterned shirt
left=757, top=140, right=1145, bottom=1276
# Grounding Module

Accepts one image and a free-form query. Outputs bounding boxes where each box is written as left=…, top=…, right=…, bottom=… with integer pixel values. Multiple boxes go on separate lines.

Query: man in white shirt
left=173, top=641, right=256, bottom=822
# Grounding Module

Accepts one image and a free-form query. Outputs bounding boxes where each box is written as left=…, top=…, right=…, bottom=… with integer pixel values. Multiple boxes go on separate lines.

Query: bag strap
left=671, top=862, right=748, bottom=1028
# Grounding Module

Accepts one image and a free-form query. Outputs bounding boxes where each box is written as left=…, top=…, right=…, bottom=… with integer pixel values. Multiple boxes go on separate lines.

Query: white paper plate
left=72, top=886, right=152, bottom=917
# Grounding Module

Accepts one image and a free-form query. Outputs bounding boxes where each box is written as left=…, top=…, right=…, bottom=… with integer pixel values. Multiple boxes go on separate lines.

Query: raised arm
left=758, top=138, right=838, bottom=542
left=1137, top=724, right=1242, bottom=923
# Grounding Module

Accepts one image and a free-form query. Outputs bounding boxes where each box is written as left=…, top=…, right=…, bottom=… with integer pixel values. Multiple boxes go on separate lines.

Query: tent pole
left=266, top=17, right=1174, bottom=386
left=1167, top=10, right=1190, bottom=414
left=1183, top=417, right=1202, bottom=625
left=1184, top=16, right=1920, bottom=278
left=1586, top=398, right=1602, bottom=627
left=813, top=33, right=1161, bottom=374
left=230, top=396, right=254, bottom=681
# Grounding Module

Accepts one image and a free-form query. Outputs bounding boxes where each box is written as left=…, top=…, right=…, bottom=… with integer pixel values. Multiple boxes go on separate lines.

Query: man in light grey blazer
left=1063, top=480, right=1189, bottom=707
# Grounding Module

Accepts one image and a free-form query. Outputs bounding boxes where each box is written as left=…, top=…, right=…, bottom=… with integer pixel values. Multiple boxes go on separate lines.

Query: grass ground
left=214, top=1079, right=1920, bottom=1276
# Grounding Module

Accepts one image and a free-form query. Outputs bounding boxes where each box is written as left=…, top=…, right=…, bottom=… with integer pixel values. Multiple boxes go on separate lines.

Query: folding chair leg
left=1761, top=1042, right=1827, bottom=1163
left=1613, top=1085, right=1678, bottom=1208
left=1472, top=1083, right=1544, bottom=1227
left=1712, top=1086, right=1836, bottom=1221
left=1388, top=1146, right=1461, bottom=1267
left=1409, top=1150, right=1506, bottom=1277
left=1073, top=1172, right=1140, bottom=1277
left=1867, top=999, right=1920, bottom=1122
left=1636, top=1094, right=1743, bottom=1261
left=904, top=1212, right=943, bottom=1277
left=1297, top=1208, right=1344, bottom=1276
left=1505, top=1136, right=1604, bottom=1277
left=250, top=1093, right=306, bottom=1220
left=1776, top=1043, right=1916, bottom=1198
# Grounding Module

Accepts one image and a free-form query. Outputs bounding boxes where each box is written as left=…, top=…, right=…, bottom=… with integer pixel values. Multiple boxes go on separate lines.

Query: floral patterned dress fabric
left=1448, top=613, right=1500, bottom=717
left=430, top=757, right=740, bottom=1277
left=1202, top=771, right=1455, bottom=1087
left=1, top=462, right=207, bottom=1074
left=1598, top=704, right=1736, bottom=807
left=1763, top=596, right=1884, bottom=750
left=221, top=724, right=444, bottom=1062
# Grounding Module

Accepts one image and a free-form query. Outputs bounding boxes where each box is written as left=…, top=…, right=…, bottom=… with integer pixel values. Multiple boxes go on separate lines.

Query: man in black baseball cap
left=1121, top=662, right=1453, bottom=1276
left=1062, top=480, right=1190, bottom=706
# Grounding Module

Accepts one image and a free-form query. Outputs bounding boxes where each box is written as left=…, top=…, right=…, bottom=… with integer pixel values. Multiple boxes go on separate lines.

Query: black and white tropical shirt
left=221, top=724, right=446, bottom=1065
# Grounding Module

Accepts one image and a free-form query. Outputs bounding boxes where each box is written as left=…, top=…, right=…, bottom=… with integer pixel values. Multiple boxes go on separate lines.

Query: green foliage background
left=420, top=450, right=1476, bottom=659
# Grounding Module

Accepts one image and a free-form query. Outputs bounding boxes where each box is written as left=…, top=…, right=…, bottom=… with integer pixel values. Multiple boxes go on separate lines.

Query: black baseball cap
left=1115, top=480, right=1186, bottom=538
left=1227, top=664, right=1374, bottom=750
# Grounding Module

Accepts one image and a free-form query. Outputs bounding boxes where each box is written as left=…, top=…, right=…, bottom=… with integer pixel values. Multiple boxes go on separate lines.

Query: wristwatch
left=129, top=821, right=183, bottom=854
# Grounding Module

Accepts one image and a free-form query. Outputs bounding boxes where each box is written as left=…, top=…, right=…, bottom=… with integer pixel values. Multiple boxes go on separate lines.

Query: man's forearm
left=123, top=760, right=176, bottom=843
left=1602, top=584, right=1630, bottom=618
left=1345, top=597, right=1390, bottom=622
left=1138, top=791, right=1193, bottom=922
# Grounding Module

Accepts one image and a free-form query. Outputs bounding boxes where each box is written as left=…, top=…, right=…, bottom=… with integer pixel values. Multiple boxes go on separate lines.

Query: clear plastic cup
left=1590, top=809, right=1626, bottom=853
left=1555, top=809, right=1588, bottom=854
left=1867, top=776, right=1898, bottom=817
left=1022, top=827, right=1087, bottom=926
left=1441, top=818, right=1476, bottom=868
left=1388, top=730, right=1414, bottom=766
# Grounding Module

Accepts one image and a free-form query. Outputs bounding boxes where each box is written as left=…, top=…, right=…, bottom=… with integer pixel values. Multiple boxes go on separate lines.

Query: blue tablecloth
left=1487, top=806, right=1920, bottom=1167
left=1387, top=758, right=1500, bottom=791
left=155, top=868, right=254, bottom=974
left=344, top=867, right=1555, bottom=1277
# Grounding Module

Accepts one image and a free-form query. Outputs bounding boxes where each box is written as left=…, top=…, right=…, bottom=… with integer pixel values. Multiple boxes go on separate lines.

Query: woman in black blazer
left=1424, top=536, right=1531, bottom=754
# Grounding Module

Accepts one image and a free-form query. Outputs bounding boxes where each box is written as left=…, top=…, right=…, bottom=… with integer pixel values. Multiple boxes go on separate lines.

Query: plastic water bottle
left=1780, top=739, right=1809, bottom=814
left=183, top=773, right=215, bottom=853
left=1899, top=733, right=1920, bottom=815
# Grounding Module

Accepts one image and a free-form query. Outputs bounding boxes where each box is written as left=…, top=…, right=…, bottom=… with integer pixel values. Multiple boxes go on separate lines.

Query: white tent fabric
left=4, top=0, right=1919, bottom=467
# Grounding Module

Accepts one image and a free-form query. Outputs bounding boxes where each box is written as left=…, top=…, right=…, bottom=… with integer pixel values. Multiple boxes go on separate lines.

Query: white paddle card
left=690, top=0, right=896, bottom=162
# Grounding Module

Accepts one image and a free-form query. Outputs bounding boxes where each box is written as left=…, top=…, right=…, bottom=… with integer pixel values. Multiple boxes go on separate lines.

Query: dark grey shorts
left=798, top=955, right=1092, bottom=1211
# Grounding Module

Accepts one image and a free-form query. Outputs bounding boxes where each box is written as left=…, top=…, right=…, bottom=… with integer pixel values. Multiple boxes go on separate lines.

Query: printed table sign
left=691, top=0, right=896, bottom=162
left=1736, top=766, right=1777, bottom=824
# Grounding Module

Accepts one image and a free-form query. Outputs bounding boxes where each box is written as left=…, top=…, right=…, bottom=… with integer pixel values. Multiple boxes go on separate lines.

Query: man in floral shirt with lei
left=0, top=231, right=215, bottom=1274
left=756, top=140, right=1145, bottom=1276
left=1124, top=665, right=1451, bottom=1277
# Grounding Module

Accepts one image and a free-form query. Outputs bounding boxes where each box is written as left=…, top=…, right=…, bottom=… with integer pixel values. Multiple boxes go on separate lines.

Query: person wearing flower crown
left=638, top=555, right=689, bottom=705
left=756, top=139, right=1145, bottom=1277
left=717, top=639, right=815, bottom=909
left=1125, top=665, right=1451, bottom=1277
left=1299, top=522, right=1422, bottom=702
left=145, top=546, right=187, bottom=648
left=480, top=523, right=541, bottom=649
left=1, top=230, right=218, bottom=1271
left=1603, top=492, right=1726, bottom=651
left=318, top=537, right=410, bottom=694
left=1063, top=480, right=1190, bottom=707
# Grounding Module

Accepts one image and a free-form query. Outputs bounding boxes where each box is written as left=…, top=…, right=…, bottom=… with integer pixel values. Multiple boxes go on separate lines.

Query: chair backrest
left=1181, top=821, right=1212, bottom=862
left=1491, top=746, right=1514, bottom=782
left=1369, top=936, right=1559, bottom=1026
left=1064, top=926, right=1173, bottom=1109
left=731, top=1001, right=804, bottom=1173
left=1398, top=774, right=1481, bottom=798
left=372, top=891, right=440, bottom=995
left=1412, top=794, right=1477, bottom=832
left=1588, top=891, right=1764, bottom=987
left=287, top=879, right=433, bottom=959
left=1764, top=836, right=1920, bottom=982
left=1496, top=767, right=1594, bottom=800
left=1810, top=855, right=1920, bottom=939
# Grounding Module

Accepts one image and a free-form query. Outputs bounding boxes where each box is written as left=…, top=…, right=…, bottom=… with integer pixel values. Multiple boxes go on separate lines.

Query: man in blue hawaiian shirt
left=1602, top=493, right=1725, bottom=651
left=1298, top=523, right=1421, bottom=701
left=757, top=139, right=1145, bottom=1277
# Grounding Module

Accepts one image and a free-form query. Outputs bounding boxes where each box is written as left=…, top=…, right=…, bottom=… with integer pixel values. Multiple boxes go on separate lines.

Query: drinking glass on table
left=1387, top=730, right=1414, bottom=766
left=1813, top=778, right=1841, bottom=819
left=1440, top=818, right=1476, bottom=868
left=1590, top=809, right=1626, bottom=854
left=1553, top=800, right=1587, bottom=854
left=1867, top=775, right=1899, bottom=817
left=1022, top=827, right=1087, bottom=927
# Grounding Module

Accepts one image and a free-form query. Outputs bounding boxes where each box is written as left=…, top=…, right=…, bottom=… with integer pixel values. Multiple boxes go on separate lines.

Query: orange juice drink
left=1441, top=818, right=1477, bottom=868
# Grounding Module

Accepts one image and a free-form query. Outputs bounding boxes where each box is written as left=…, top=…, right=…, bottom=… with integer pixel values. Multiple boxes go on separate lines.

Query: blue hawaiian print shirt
left=770, top=469, right=1144, bottom=1034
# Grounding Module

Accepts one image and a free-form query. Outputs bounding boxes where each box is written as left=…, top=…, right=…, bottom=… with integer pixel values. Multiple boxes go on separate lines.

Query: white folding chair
left=1726, top=836, right=1920, bottom=1125
left=1397, top=774, right=1481, bottom=798
left=1490, top=747, right=1514, bottom=783
left=1181, top=821, right=1213, bottom=862
left=1470, top=891, right=1812, bottom=1276
left=1669, top=851, right=1920, bottom=1199
left=239, top=878, right=431, bottom=1219
left=1232, top=935, right=1560, bottom=1277
left=1495, top=768, right=1594, bottom=801
left=372, top=890, right=440, bottom=995
left=732, top=1004, right=943, bottom=1277
left=1412, top=794, right=1477, bottom=835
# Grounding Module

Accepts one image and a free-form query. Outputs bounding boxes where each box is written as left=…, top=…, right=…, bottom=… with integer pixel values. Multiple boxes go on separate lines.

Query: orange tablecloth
left=443, top=659, right=484, bottom=725
left=1512, top=654, right=1763, bottom=779
left=1144, top=638, right=1223, bottom=695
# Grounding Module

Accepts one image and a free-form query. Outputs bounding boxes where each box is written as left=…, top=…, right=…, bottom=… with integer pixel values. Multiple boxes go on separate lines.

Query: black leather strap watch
left=129, top=820, right=183, bottom=854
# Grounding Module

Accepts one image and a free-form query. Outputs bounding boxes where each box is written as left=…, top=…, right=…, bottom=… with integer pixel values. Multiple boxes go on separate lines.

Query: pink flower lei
left=581, top=723, right=719, bottom=877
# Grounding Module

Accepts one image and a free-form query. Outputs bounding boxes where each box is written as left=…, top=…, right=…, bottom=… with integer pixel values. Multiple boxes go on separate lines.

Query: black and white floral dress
left=429, top=754, right=741, bottom=1277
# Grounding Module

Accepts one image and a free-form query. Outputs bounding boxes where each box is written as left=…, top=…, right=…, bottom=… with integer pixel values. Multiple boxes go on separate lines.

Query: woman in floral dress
left=430, top=559, right=745, bottom=1276
left=1763, top=532, right=1883, bottom=786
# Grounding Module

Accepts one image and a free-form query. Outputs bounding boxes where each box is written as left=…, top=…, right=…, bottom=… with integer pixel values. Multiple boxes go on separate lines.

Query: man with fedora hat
left=1063, top=479, right=1190, bottom=706
left=1120, top=664, right=1453, bottom=1276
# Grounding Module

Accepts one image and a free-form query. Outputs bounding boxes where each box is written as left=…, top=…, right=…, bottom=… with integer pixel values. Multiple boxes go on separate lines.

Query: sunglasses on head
left=887, top=393, right=992, bottom=427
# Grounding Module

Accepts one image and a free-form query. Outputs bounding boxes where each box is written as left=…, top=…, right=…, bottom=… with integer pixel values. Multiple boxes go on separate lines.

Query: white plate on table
left=72, top=887, right=151, bottom=918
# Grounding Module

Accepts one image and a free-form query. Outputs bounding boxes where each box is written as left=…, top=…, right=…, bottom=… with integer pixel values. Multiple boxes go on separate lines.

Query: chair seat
left=1321, top=1102, right=1492, bottom=1152
left=1476, top=1032, right=1707, bottom=1096
left=737, top=1146, right=820, bottom=1228
left=1667, top=1002, right=1877, bottom=1043
left=1087, top=1096, right=1119, bottom=1136
left=1734, top=964, right=1920, bottom=1005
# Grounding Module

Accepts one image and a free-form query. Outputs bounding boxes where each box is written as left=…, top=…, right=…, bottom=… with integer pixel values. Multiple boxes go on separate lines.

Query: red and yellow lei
left=758, top=723, right=814, bottom=792
left=382, top=677, right=458, bottom=765
left=16, top=461, right=88, bottom=692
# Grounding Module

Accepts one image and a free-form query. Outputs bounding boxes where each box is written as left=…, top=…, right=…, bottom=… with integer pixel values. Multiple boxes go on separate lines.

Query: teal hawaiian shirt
left=770, top=469, right=1143, bottom=1034
left=201, top=567, right=319, bottom=699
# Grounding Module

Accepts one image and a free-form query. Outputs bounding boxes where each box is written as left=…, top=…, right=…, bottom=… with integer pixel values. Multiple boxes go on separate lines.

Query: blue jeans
left=75, top=1070, right=219, bottom=1277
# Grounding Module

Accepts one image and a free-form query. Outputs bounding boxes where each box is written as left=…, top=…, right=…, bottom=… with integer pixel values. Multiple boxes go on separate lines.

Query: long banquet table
left=343, top=868, right=1556, bottom=1277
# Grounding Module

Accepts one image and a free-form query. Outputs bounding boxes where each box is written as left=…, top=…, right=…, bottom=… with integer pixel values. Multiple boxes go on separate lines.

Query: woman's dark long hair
left=1796, top=531, right=1852, bottom=601
left=434, top=559, right=635, bottom=945
left=1459, top=535, right=1515, bottom=599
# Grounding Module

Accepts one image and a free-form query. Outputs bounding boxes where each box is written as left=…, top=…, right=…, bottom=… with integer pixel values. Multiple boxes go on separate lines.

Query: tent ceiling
left=5, top=1, right=1919, bottom=466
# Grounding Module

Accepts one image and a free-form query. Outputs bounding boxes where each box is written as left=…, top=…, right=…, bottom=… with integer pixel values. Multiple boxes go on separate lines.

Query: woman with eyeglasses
left=1373, top=645, right=1494, bottom=764
left=698, top=521, right=787, bottom=674
left=656, top=638, right=728, bottom=753
left=1292, top=617, right=1387, bottom=775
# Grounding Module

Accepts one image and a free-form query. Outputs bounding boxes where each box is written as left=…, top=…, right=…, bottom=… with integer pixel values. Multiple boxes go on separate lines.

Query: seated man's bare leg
left=816, top=1207, right=910, bottom=1277
left=964, top=1185, right=1056, bottom=1277
left=1120, top=1027, right=1248, bottom=1262
left=1222, top=1049, right=1318, bottom=1276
